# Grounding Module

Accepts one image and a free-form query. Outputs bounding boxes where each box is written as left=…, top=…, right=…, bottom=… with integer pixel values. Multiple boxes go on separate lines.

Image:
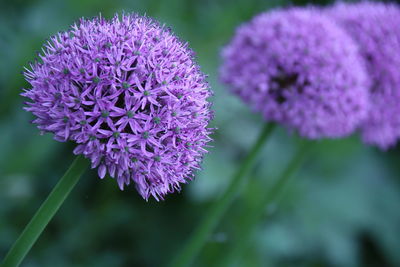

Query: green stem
left=1, top=156, right=88, bottom=267
left=222, top=141, right=311, bottom=266
left=170, top=123, right=276, bottom=267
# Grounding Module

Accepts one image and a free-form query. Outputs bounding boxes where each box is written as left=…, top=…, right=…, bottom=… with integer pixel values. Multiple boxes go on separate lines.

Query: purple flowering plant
left=174, top=7, right=372, bottom=266
left=23, top=14, right=213, bottom=200
left=173, top=4, right=400, bottom=266
left=220, top=7, right=370, bottom=139
left=2, top=13, right=213, bottom=267
left=327, top=2, right=400, bottom=149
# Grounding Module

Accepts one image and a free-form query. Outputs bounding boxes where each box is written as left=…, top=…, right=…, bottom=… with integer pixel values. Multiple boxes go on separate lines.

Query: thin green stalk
left=222, top=141, right=311, bottom=266
left=1, top=156, right=88, bottom=267
left=170, top=123, right=276, bottom=267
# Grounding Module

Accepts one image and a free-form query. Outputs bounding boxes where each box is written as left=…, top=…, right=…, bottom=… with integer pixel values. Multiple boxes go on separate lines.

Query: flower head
left=327, top=2, right=400, bottom=149
left=23, top=14, right=213, bottom=200
left=220, top=8, right=370, bottom=139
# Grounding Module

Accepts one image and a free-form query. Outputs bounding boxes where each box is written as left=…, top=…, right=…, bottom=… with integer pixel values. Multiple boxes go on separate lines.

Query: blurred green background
left=1, top=0, right=400, bottom=266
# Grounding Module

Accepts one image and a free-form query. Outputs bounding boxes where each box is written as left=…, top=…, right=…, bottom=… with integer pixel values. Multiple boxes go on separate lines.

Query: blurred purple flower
left=220, top=8, right=370, bottom=139
left=327, top=2, right=400, bottom=149
left=22, top=14, right=213, bottom=200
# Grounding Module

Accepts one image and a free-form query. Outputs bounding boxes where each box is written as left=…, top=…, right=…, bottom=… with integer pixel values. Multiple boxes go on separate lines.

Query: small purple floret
left=220, top=8, right=370, bottom=139
left=22, top=14, right=213, bottom=200
left=327, top=2, right=400, bottom=149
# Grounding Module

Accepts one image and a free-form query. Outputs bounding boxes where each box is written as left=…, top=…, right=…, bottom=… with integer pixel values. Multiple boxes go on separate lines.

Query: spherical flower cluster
left=327, top=2, right=400, bottom=149
left=220, top=8, right=370, bottom=139
left=22, top=14, right=213, bottom=200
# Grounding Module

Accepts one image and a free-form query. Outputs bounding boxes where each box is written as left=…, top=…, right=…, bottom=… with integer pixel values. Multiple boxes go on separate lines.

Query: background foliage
left=1, top=0, right=400, bottom=266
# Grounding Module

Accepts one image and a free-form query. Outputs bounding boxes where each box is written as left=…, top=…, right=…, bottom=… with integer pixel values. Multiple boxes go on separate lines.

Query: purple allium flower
left=327, top=2, right=400, bottom=149
left=220, top=8, right=370, bottom=139
left=22, top=14, right=213, bottom=200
